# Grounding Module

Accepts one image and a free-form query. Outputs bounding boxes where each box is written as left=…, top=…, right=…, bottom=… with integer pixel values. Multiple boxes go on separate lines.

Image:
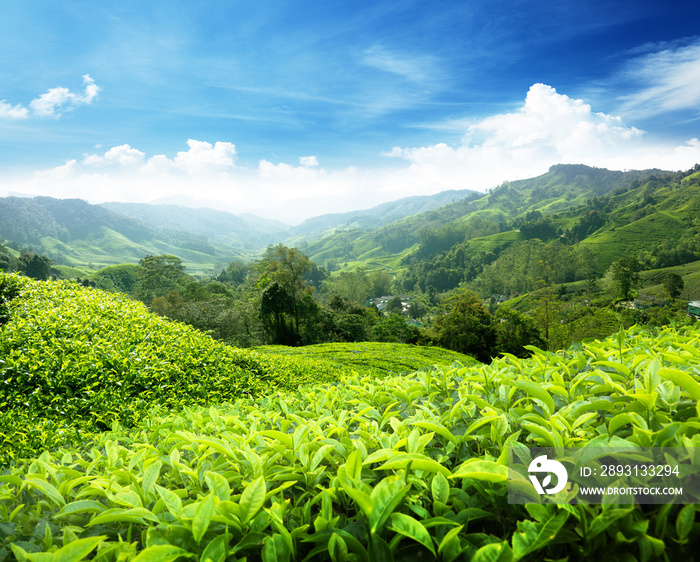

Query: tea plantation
left=2, top=273, right=700, bottom=560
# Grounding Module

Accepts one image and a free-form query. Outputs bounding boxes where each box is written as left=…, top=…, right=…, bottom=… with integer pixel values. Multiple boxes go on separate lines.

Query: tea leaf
left=512, top=512, right=569, bottom=560
left=389, top=512, right=435, bottom=555
left=239, top=476, right=266, bottom=525
left=132, top=545, right=197, bottom=562
left=53, top=536, right=107, bottom=562
left=192, top=491, right=216, bottom=543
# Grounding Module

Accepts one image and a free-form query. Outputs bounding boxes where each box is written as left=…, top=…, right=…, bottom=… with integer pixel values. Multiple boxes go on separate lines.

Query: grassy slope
left=577, top=211, right=685, bottom=270
left=39, top=226, right=253, bottom=276
left=638, top=260, right=700, bottom=301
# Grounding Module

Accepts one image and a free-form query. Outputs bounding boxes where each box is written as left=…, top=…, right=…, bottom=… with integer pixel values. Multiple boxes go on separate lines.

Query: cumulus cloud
left=0, top=100, right=29, bottom=119
left=299, top=156, right=319, bottom=167
left=383, top=83, right=700, bottom=194
left=82, top=144, right=146, bottom=168
left=172, top=139, right=237, bottom=174
left=0, top=75, right=100, bottom=120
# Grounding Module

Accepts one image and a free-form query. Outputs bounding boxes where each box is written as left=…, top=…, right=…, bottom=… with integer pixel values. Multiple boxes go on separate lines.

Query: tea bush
left=255, top=341, right=479, bottom=378
left=3, top=305, right=700, bottom=559
left=0, top=274, right=344, bottom=464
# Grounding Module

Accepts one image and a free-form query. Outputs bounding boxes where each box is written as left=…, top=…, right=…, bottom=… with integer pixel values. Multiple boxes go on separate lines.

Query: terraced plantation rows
left=1, top=273, right=700, bottom=560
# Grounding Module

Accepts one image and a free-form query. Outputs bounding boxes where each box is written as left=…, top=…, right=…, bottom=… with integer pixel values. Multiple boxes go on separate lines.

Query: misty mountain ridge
left=3, top=163, right=698, bottom=278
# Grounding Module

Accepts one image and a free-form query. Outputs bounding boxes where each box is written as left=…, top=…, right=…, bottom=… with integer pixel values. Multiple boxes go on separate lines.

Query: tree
left=432, top=290, right=496, bottom=362
left=369, top=270, right=393, bottom=298
left=133, top=254, right=191, bottom=304
left=384, top=296, right=404, bottom=315
left=372, top=314, right=419, bottom=344
left=256, top=244, right=315, bottom=345
left=664, top=272, right=684, bottom=301
left=216, top=261, right=250, bottom=286
left=260, top=281, right=297, bottom=344
left=20, top=253, right=51, bottom=281
left=494, top=308, right=546, bottom=357
left=407, top=299, right=426, bottom=320
left=257, top=244, right=313, bottom=298
left=609, top=256, right=640, bottom=300
left=323, top=268, right=372, bottom=305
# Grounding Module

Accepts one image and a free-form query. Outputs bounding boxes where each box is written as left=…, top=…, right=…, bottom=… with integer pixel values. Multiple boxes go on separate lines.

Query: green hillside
left=0, top=273, right=334, bottom=463
left=101, top=202, right=288, bottom=248
left=285, top=188, right=478, bottom=244
left=298, top=164, right=677, bottom=273
left=0, top=197, right=253, bottom=275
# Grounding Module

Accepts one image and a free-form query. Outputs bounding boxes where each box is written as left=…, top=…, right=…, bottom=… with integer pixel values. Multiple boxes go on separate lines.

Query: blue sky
left=1, top=0, right=700, bottom=223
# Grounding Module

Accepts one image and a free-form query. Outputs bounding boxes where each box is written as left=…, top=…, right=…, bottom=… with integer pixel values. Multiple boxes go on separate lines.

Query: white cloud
left=619, top=40, right=700, bottom=117
left=383, top=83, right=700, bottom=194
left=83, top=144, right=146, bottom=168
left=0, top=100, right=29, bottom=119
left=29, top=75, right=100, bottom=118
left=0, top=75, right=100, bottom=120
left=6, top=84, right=700, bottom=223
left=172, top=139, right=237, bottom=174
left=299, top=155, right=319, bottom=167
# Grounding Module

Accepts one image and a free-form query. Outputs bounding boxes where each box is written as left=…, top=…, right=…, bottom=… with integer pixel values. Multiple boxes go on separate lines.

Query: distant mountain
left=101, top=202, right=288, bottom=248
left=286, top=189, right=478, bottom=241
left=5, top=164, right=696, bottom=281
left=297, top=164, right=679, bottom=270
left=0, top=197, right=252, bottom=275
left=393, top=164, right=700, bottom=294
left=0, top=196, right=152, bottom=244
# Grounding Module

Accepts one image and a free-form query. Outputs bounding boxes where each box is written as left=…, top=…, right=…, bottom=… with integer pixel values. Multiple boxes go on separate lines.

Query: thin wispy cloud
left=0, top=75, right=100, bottom=120
left=362, top=45, right=441, bottom=83
left=618, top=38, right=700, bottom=118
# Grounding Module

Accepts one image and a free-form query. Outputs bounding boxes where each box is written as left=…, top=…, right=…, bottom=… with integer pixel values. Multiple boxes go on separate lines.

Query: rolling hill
left=0, top=197, right=252, bottom=275
left=2, top=164, right=699, bottom=283
left=100, top=201, right=289, bottom=248
left=295, top=164, right=678, bottom=273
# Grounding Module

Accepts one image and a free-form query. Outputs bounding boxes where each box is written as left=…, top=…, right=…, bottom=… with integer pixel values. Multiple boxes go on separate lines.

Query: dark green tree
left=369, top=270, right=393, bottom=298
left=384, top=296, right=404, bottom=315
left=609, top=256, right=640, bottom=300
left=372, top=313, right=419, bottom=344
left=216, top=261, right=250, bottom=286
left=256, top=244, right=315, bottom=344
left=20, top=254, right=51, bottom=281
left=133, top=254, right=191, bottom=305
left=432, top=290, right=496, bottom=362
left=664, top=273, right=684, bottom=300
left=260, top=281, right=296, bottom=345
left=494, top=307, right=546, bottom=357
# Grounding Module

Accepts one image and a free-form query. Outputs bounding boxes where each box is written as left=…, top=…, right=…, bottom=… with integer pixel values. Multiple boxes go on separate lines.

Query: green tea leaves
left=238, top=476, right=266, bottom=526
